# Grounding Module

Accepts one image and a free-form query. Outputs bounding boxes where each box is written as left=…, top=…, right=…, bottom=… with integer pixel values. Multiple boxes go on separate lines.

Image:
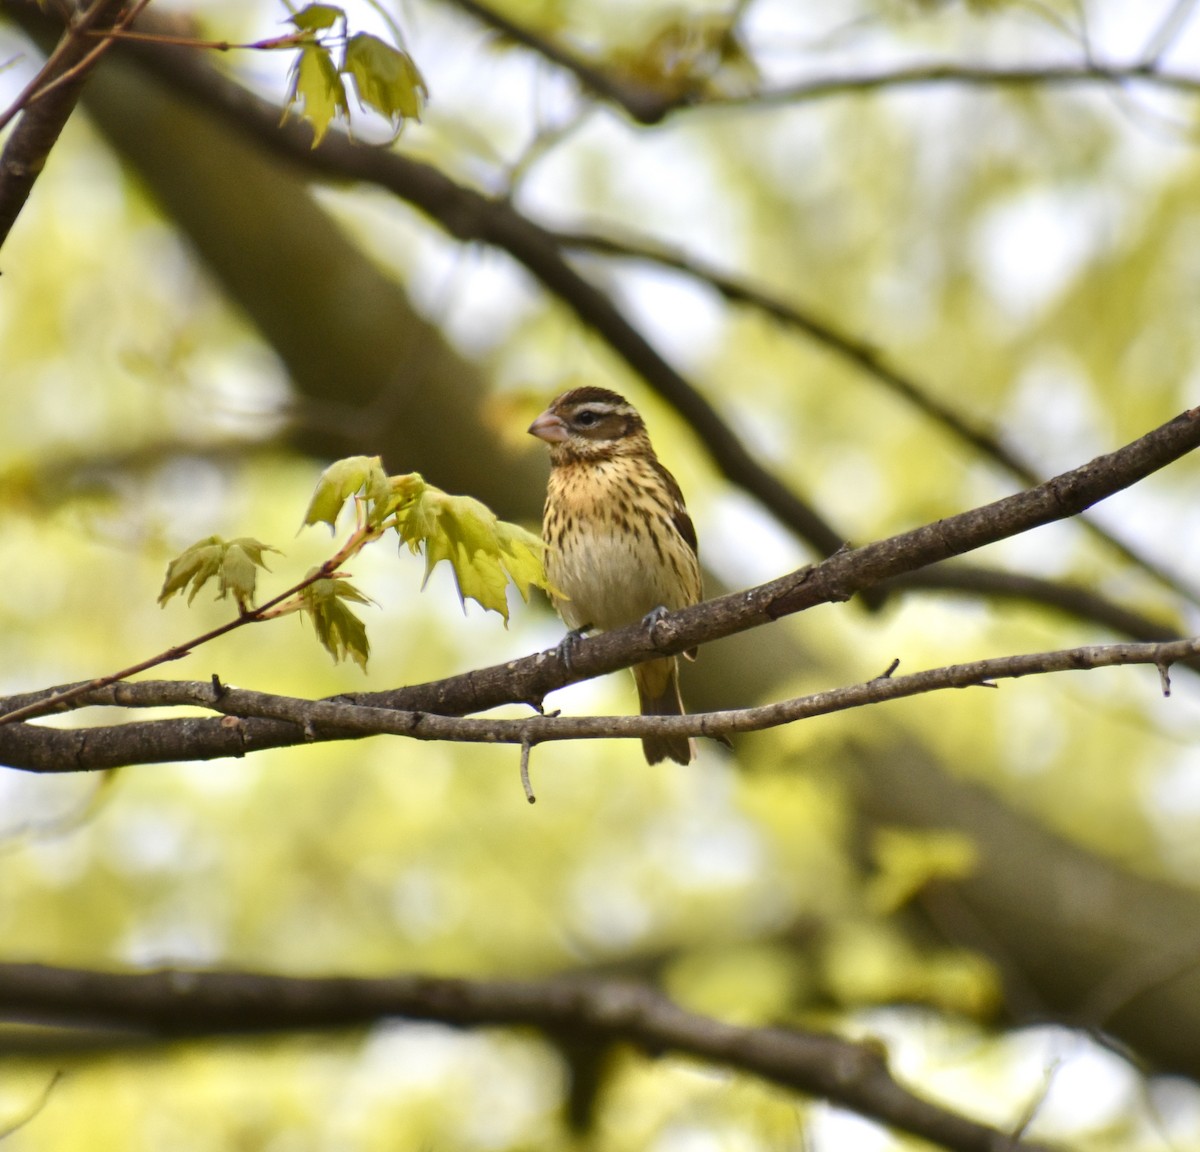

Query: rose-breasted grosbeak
left=528, top=386, right=702, bottom=765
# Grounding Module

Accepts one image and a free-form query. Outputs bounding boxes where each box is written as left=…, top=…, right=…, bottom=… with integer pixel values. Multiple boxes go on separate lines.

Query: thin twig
left=79, top=28, right=311, bottom=53
left=520, top=739, right=536, bottom=803
left=0, top=1070, right=63, bottom=1141
left=0, top=522, right=378, bottom=727
left=699, top=61, right=1196, bottom=114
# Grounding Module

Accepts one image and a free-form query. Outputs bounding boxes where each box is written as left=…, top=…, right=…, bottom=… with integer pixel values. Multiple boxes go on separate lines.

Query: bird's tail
left=633, top=658, right=695, bottom=765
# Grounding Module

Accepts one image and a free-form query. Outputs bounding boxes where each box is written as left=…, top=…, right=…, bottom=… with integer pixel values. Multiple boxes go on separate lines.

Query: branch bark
left=0, top=962, right=1054, bottom=1152
left=1, top=406, right=1197, bottom=773
left=0, top=0, right=133, bottom=251
left=4, top=634, right=1196, bottom=767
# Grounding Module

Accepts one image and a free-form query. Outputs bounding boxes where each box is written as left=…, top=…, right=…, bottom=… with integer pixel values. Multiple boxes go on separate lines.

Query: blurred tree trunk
left=854, top=729, right=1200, bottom=1079
left=66, top=44, right=547, bottom=521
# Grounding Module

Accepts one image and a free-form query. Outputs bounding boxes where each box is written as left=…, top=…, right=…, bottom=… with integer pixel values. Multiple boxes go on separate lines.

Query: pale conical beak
left=528, top=409, right=568, bottom=443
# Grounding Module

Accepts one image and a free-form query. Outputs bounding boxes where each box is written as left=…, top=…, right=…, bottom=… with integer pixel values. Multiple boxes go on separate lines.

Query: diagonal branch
left=554, top=227, right=1200, bottom=607
left=0, top=962, right=1054, bottom=1152
left=0, top=0, right=847, bottom=561
left=0, top=0, right=140, bottom=251
left=439, top=0, right=676, bottom=124
left=1, top=406, right=1196, bottom=773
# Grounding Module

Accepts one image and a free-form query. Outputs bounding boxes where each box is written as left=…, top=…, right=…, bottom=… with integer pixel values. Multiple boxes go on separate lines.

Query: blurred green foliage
left=3, top=0, right=1200, bottom=1149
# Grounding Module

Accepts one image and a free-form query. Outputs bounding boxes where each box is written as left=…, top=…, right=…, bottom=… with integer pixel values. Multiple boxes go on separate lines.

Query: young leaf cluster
left=158, top=536, right=278, bottom=614
left=302, top=456, right=547, bottom=624
left=157, top=457, right=547, bottom=671
left=283, top=3, right=426, bottom=146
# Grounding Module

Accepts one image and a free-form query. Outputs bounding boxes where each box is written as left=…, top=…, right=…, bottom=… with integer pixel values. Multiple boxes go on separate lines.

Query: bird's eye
left=576, top=410, right=599, bottom=427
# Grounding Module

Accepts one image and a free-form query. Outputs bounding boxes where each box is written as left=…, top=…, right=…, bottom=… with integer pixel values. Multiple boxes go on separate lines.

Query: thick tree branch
left=1, top=407, right=1197, bottom=773
left=0, top=962, right=1052, bottom=1152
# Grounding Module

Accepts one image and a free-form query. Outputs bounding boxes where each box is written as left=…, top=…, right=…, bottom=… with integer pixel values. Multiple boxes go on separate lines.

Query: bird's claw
left=642, top=604, right=671, bottom=648
left=556, top=624, right=592, bottom=673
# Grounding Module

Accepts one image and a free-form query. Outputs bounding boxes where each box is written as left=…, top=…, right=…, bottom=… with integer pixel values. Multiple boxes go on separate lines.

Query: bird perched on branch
left=528, top=386, right=702, bottom=765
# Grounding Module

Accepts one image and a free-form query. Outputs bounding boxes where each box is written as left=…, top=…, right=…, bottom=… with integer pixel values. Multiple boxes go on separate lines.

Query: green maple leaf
left=289, top=3, right=344, bottom=32
left=302, top=455, right=391, bottom=530
left=389, top=474, right=546, bottom=622
left=285, top=42, right=348, bottom=147
left=159, top=536, right=277, bottom=609
left=343, top=33, right=427, bottom=127
left=300, top=575, right=373, bottom=668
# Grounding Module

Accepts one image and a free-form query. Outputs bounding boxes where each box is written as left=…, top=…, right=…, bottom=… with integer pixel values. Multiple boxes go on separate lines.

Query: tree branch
left=705, top=61, right=1200, bottom=113
left=554, top=226, right=1200, bottom=608
left=439, top=0, right=676, bottom=124
left=0, top=0, right=138, bottom=251
left=0, top=0, right=848, bottom=561
left=0, top=962, right=1054, bottom=1152
left=12, top=632, right=1196, bottom=759
left=2, top=407, right=1197, bottom=773
left=425, top=6, right=1200, bottom=127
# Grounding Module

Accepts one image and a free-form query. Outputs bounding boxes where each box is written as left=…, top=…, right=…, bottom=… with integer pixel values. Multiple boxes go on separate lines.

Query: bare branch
left=0, top=0, right=141, bottom=251
left=440, top=0, right=675, bottom=124
left=702, top=61, right=1200, bottom=114
left=14, top=632, right=1196, bottom=759
left=2, top=407, right=1197, bottom=773
left=0, top=962, right=1054, bottom=1152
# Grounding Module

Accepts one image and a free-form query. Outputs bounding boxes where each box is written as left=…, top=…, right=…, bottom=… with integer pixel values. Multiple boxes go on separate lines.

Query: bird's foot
left=642, top=604, right=672, bottom=649
left=556, top=624, right=592, bottom=673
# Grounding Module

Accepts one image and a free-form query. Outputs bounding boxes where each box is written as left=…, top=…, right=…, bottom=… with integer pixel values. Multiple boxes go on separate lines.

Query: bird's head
left=528, top=387, right=651, bottom=462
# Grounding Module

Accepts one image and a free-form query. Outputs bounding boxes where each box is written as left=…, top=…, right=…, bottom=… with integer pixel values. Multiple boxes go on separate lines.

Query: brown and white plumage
left=528, top=386, right=702, bottom=765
